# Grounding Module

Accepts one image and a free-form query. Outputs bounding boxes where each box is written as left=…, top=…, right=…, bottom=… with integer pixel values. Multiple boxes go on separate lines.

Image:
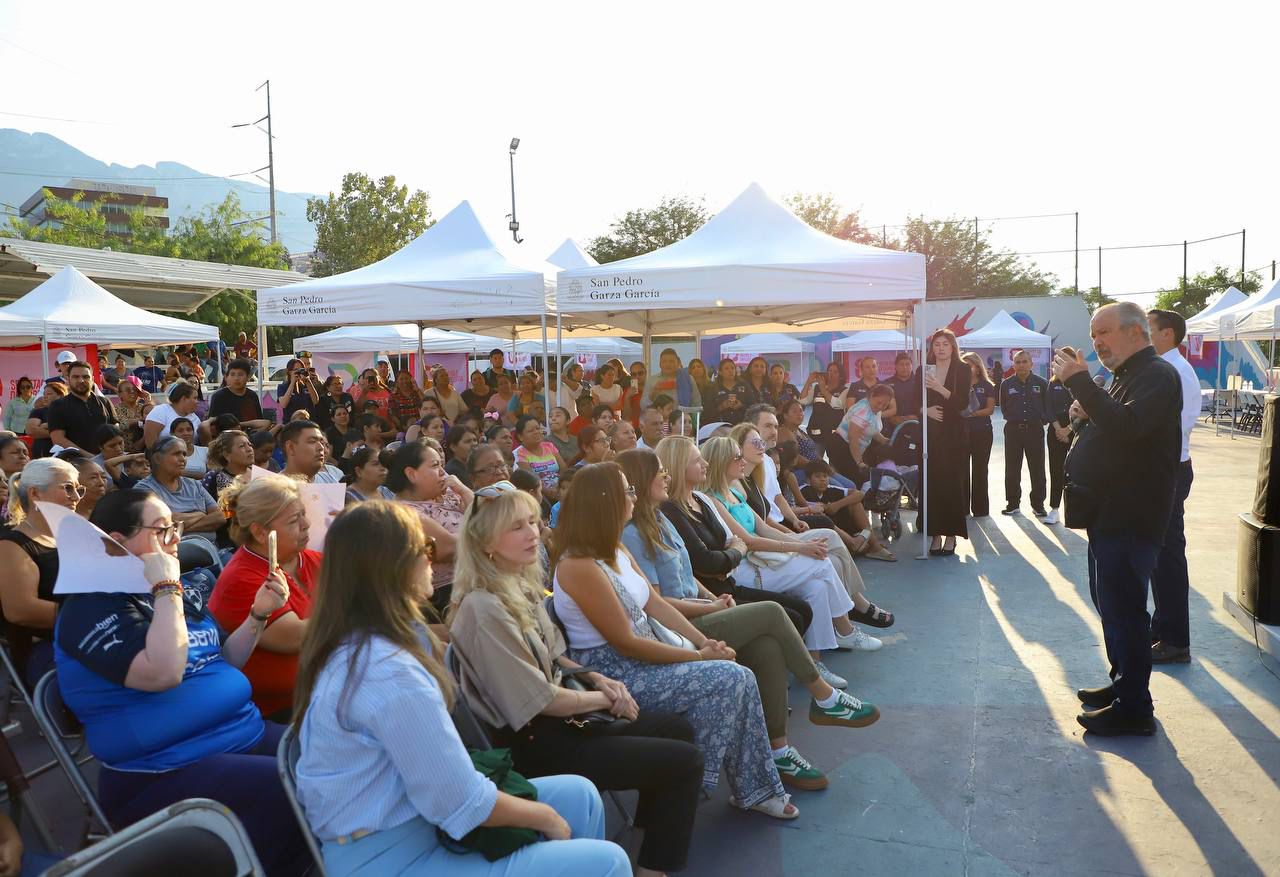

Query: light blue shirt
left=136, top=475, right=218, bottom=514
left=622, top=517, right=700, bottom=600
left=296, top=633, right=497, bottom=843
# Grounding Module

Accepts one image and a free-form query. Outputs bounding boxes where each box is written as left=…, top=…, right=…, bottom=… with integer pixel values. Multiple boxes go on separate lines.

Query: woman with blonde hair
left=450, top=483, right=702, bottom=876
left=618, top=449, right=878, bottom=794
left=700, top=437, right=858, bottom=681
left=209, top=474, right=320, bottom=721
left=552, top=462, right=799, bottom=821
left=294, top=500, right=629, bottom=876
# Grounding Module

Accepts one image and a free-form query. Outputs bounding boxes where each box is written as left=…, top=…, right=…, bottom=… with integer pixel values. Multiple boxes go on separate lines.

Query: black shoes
left=1151, top=642, right=1191, bottom=664
left=1031, top=506, right=1047, bottom=517
left=1001, top=505, right=1020, bottom=516
left=1076, top=684, right=1115, bottom=710
left=1077, top=704, right=1156, bottom=737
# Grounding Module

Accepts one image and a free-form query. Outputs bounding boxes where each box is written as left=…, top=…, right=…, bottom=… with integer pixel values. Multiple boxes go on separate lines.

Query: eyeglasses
left=731, top=453, right=744, bottom=462
left=57, top=482, right=87, bottom=499
left=421, top=536, right=436, bottom=562
left=136, top=520, right=185, bottom=545
left=625, top=485, right=637, bottom=499
left=475, top=480, right=518, bottom=502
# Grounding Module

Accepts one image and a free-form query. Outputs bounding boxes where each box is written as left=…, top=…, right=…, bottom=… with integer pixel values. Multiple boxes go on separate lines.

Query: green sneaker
left=809, top=691, right=881, bottom=728
left=773, top=746, right=828, bottom=790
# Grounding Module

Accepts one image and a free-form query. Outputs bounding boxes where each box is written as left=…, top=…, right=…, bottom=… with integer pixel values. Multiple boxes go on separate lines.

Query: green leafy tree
left=897, top=217, right=1057, bottom=300
left=1058, top=285, right=1114, bottom=314
left=587, top=195, right=710, bottom=264
left=785, top=192, right=877, bottom=244
left=7, top=188, right=170, bottom=253
left=1151, top=265, right=1262, bottom=318
left=306, top=173, right=432, bottom=277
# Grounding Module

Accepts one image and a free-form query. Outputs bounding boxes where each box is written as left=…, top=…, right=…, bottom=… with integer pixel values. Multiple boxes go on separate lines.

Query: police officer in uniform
left=999, top=349, right=1050, bottom=517
left=1044, top=357, right=1077, bottom=525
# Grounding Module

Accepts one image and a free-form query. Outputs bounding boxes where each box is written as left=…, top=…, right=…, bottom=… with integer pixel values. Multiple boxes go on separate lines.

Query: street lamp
left=508, top=137, right=523, bottom=244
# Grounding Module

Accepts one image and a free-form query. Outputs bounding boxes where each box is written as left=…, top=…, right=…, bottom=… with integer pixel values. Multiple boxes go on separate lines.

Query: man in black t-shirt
left=883, top=353, right=919, bottom=432
left=206, top=359, right=272, bottom=433
left=48, top=361, right=117, bottom=453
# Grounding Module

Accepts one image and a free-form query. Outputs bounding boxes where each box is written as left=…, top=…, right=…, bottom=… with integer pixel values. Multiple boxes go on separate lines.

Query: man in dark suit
left=1055, top=302, right=1181, bottom=737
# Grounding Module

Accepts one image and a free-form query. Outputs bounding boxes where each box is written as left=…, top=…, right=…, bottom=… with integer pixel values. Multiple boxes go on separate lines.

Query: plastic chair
left=30, top=670, right=113, bottom=839
left=275, top=725, right=327, bottom=876
left=41, top=798, right=263, bottom=877
left=178, top=537, right=223, bottom=574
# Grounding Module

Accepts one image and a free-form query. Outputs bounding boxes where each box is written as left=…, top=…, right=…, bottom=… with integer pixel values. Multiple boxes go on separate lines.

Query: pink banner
left=412, top=353, right=469, bottom=389
left=0, top=345, right=92, bottom=404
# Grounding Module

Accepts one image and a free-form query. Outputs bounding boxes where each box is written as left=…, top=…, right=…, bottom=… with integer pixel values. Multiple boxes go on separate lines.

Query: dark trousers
left=967, top=427, right=993, bottom=516
left=510, top=712, right=703, bottom=873
left=98, top=722, right=311, bottom=877
left=1087, top=531, right=1161, bottom=717
left=1046, top=426, right=1070, bottom=509
left=1151, top=461, right=1194, bottom=648
left=1004, top=421, right=1046, bottom=509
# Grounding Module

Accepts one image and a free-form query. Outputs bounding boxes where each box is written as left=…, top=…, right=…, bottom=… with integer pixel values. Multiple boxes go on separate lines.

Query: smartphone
left=924, top=364, right=938, bottom=382
left=267, top=530, right=277, bottom=571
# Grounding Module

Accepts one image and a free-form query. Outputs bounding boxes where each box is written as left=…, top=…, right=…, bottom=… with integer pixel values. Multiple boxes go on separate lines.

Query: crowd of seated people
left=0, top=347, right=970, bottom=875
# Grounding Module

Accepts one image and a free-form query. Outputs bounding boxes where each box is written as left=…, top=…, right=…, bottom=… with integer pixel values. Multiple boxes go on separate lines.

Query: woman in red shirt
left=209, top=474, right=321, bottom=720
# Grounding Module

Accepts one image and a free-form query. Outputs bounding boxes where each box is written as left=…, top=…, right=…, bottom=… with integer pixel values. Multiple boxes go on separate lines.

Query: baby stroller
left=862, top=464, right=907, bottom=542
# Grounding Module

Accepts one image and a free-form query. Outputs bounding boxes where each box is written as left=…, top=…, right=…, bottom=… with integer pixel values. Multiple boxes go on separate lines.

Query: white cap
left=697, top=421, right=730, bottom=443
left=55, top=350, right=77, bottom=365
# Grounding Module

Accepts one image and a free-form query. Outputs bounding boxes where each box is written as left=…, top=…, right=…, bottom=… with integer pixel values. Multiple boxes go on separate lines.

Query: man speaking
left=1053, top=302, right=1180, bottom=737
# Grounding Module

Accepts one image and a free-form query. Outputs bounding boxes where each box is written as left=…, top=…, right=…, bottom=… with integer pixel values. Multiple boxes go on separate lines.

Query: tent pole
left=417, top=322, right=426, bottom=389
left=256, top=325, right=267, bottom=398
left=541, top=312, right=550, bottom=432
left=916, top=303, right=929, bottom=560
left=556, top=311, right=563, bottom=404
left=643, top=310, right=653, bottom=373
left=1215, top=335, right=1223, bottom=437
left=39, top=334, right=49, bottom=383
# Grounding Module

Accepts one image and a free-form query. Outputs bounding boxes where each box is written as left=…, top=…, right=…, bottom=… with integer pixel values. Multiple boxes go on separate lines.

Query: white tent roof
left=958, top=310, right=1052, bottom=349
left=1186, top=286, right=1246, bottom=325
left=546, top=239, right=598, bottom=270
left=1215, top=279, right=1280, bottom=340
left=831, top=328, right=911, bottom=352
left=0, top=265, right=219, bottom=347
left=256, top=201, right=555, bottom=331
left=513, top=336, right=639, bottom=357
left=1186, top=286, right=1261, bottom=339
left=555, top=183, right=925, bottom=336
left=293, top=324, right=503, bottom=355
left=720, top=333, right=815, bottom=355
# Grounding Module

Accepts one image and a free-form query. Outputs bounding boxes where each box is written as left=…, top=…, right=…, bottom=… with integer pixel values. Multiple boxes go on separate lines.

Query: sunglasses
left=57, top=482, right=87, bottom=499
left=475, top=480, right=518, bottom=502
left=747, top=437, right=766, bottom=450
left=136, top=520, right=185, bottom=545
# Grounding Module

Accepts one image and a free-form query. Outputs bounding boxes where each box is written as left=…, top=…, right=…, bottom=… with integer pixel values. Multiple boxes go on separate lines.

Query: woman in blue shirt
left=56, top=489, right=309, bottom=876
left=292, top=500, right=629, bottom=877
left=616, top=450, right=878, bottom=795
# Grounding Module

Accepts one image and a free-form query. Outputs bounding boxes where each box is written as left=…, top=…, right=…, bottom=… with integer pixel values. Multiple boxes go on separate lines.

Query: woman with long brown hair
left=552, top=462, right=799, bottom=820
left=449, top=484, right=703, bottom=877
left=573, top=425, right=612, bottom=467
left=292, top=501, right=629, bottom=876
left=921, top=328, right=972, bottom=555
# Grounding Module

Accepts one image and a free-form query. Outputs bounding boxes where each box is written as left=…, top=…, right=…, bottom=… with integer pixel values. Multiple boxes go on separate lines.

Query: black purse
left=558, top=665, right=631, bottom=732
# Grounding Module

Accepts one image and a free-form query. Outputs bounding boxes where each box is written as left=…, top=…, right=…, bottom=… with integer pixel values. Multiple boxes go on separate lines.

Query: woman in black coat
left=920, top=329, right=972, bottom=555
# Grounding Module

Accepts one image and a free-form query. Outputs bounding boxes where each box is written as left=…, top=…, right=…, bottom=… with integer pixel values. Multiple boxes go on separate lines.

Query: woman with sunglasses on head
left=3, top=376, right=36, bottom=434
left=617, top=450, right=878, bottom=795
left=699, top=437, right=860, bottom=687
left=552, top=462, right=799, bottom=821
left=449, top=482, right=702, bottom=877
left=209, top=476, right=320, bottom=722
left=113, top=379, right=152, bottom=451
left=294, top=501, right=630, bottom=877
left=54, top=489, right=309, bottom=876
left=389, top=441, right=472, bottom=612
left=0, top=458, right=80, bottom=687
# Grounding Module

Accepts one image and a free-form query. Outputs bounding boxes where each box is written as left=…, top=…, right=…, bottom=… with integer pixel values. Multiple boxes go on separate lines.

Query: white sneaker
left=835, top=626, right=883, bottom=652
left=1043, top=507, right=1060, bottom=525
left=815, top=661, right=848, bottom=689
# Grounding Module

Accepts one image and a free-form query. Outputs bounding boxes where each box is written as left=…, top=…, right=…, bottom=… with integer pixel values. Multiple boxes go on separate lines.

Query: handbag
left=557, top=665, right=631, bottom=731
left=746, top=550, right=790, bottom=569
left=437, top=748, right=541, bottom=861
left=647, top=617, right=697, bottom=651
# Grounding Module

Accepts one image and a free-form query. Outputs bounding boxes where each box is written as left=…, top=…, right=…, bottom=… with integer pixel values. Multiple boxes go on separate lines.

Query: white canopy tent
left=958, top=310, right=1052, bottom=350
left=0, top=265, right=220, bottom=375
left=831, top=329, right=911, bottom=353
left=556, top=183, right=925, bottom=345
left=1186, top=287, right=1262, bottom=340
left=1224, top=279, right=1280, bottom=340
left=513, top=336, right=639, bottom=357
left=1185, top=286, right=1246, bottom=329
left=292, top=324, right=502, bottom=355
left=546, top=239, right=598, bottom=271
left=720, top=333, right=816, bottom=356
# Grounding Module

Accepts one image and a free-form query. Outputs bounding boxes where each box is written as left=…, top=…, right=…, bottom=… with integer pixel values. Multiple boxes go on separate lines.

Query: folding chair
left=178, top=537, right=224, bottom=574
left=275, top=725, right=327, bottom=876
left=30, top=670, right=113, bottom=841
left=42, top=798, right=263, bottom=877
left=442, top=645, right=499, bottom=752
left=0, top=727, right=57, bottom=853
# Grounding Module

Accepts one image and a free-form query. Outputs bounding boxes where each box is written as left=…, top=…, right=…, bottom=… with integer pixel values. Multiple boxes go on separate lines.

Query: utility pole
left=1098, top=246, right=1102, bottom=300
left=1241, top=229, right=1246, bottom=286
left=1182, top=240, right=1187, bottom=300
left=973, top=216, right=979, bottom=292
left=232, top=80, right=277, bottom=244
left=508, top=138, right=523, bottom=244
left=1073, top=212, right=1079, bottom=295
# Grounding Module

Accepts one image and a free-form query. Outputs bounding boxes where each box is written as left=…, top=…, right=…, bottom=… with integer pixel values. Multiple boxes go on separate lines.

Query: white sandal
left=731, top=793, right=799, bottom=820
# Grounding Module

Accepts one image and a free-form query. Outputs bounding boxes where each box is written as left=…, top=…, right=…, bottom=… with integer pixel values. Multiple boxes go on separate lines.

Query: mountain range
left=0, top=129, right=318, bottom=252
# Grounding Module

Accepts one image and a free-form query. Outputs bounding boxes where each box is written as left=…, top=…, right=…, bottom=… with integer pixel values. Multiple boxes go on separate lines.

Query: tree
left=1151, top=265, right=1262, bottom=318
left=306, top=172, right=432, bottom=277
left=7, top=188, right=170, bottom=254
left=898, top=217, right=1057, bottom=300
left=586, top=195, right=710, bottom=264
left=1059, top=285, right=1114, bottom=313
left=785, top=192, right=877, bottom=244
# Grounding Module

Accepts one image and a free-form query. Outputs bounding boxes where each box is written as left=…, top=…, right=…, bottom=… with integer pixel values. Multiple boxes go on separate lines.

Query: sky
left=1, top=0, right=1277, bottom=305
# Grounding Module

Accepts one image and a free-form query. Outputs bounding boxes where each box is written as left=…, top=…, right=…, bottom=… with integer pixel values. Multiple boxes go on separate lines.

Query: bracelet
left=249, top=609, right=273, bottom=623
left=150, top=583, right=183, bottom=600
